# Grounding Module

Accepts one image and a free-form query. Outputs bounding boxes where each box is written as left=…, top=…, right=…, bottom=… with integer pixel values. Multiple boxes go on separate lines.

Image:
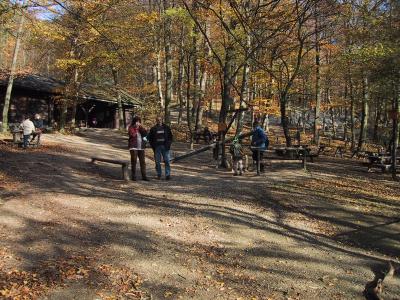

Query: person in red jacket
left=128, top=116, right=149, bottom=181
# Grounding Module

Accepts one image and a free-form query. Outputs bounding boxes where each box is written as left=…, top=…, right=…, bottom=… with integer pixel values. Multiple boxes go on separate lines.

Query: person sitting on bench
left=20, top=115, right=35, bottom=149
left=251, top=120, right=269, bottom=172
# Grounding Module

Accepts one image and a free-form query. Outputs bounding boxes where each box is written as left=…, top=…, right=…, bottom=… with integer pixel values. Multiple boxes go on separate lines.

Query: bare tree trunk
left=219, top=37, right=235, bottom=168
left=153, top=0, right=164, bottom=110
left=1, top=1, right=26, bottom=132
left=177, top=29, right=185, bottom=125
left=70, top=67, right=80, bottom=128
left=154, top=49, right=164, bottom=109
left=185, top=54, right=193, bottom=148
left=59, top=101, right=68, bottom=131
left=349, top=75, right=356, bottom=150
left=192, top=19, right=201, bottom=130
left=196, top=66, right=207, bottom=131
left=392, top=77, right=399, bottom=180
left=236, top=34, right=251, bottom=136
left=343, top=83, right=348, bottom=142
left=330, top=108, right=336, bottom=138
left=112, top=68, right=124, bottom=130
left=373, top=98, right=381, bottom=142
left=326, top=87, right=336, bottom=138
left=357, top=75, right=369, bottom=151
left=344, top=107, right=348, bottom=141
left=313, top=9, right=321, bottom=145
left=163, top=0, right=173, bottom=125
left=280, top=92, right=291, bottom=146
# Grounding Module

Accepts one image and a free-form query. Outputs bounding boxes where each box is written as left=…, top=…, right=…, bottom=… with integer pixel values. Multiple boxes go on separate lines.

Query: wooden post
left=122, top=106, right=127, bottom=129
left=302, top=149, right=307, bottom=171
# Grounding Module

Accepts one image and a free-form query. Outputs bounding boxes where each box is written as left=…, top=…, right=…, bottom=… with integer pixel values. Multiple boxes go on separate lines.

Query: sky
left=9, top=0, right=64, bottom=20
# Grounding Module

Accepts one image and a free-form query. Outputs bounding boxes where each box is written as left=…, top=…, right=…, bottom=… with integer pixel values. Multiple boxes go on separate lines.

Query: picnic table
left=11, top=129, right=41, bottom=147
left=366, top=154, right=400, bottom=172
left=251, top=146, right=309, bottom=175
left=194, top=130, right=216, bottom=144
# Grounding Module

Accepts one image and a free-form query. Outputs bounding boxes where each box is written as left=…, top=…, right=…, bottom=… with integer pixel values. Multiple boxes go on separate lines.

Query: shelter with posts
left=0, top=71, right=141, bottom=129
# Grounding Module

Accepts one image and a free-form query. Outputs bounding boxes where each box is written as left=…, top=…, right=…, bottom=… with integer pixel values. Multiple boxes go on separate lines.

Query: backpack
left=230, top=142, right=244, bottom=158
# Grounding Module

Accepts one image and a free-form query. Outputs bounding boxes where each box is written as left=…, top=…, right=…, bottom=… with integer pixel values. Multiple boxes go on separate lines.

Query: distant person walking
left=20, top=115, right=35, bottom=149
left=148, top=117, right=173, bottom=180
left=128, top=116, right=149, bottom=181
left=251, top=120, right=269, bottom=172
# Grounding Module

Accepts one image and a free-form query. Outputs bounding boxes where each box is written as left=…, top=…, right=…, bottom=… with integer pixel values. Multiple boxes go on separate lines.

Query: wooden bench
left=91, top=157, right=129, bottom=180
left=194, top=131, right=215, bottom=144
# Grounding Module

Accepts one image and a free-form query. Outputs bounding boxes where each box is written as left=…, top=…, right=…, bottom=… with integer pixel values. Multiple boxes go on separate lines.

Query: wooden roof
left=0, top=71, right=142, bottom=106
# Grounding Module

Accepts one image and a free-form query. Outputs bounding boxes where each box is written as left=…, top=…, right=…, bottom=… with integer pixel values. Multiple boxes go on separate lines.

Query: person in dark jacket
left=31, top=114, right=44, bottom=144
left=251, top=120, right=269, bottom=172
left=128, top=116, right=149, bottom=181
left=203, top=127, right=213, bottom=144
left=148, top=117, right=173, bottom=180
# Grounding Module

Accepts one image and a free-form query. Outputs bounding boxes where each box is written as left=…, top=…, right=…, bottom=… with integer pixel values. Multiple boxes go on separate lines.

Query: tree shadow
left=1, top=133, right=400, bottom=298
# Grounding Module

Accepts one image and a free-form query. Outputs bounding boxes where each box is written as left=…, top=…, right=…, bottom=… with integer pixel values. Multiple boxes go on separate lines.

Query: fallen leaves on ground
left=0, top=247, right=148, bottom=299
left=0, top=171, right=20, bottom=192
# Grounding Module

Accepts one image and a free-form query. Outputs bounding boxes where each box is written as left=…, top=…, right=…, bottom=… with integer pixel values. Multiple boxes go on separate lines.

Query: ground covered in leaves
left=0, top=129, right=399, bottom=299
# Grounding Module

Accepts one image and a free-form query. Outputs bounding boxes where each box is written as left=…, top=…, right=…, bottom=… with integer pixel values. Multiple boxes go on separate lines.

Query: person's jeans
left=154, top=145, right=171, bottom=177
left=23, top=135, right=30, bottom=148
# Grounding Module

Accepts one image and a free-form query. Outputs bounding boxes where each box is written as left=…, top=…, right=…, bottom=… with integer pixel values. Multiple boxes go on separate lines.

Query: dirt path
left=0, top=129, right=399, bottom=299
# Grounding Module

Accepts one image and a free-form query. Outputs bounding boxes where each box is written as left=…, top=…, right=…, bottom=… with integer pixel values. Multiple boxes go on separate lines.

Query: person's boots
left=141, top=171, right=150, bottom=181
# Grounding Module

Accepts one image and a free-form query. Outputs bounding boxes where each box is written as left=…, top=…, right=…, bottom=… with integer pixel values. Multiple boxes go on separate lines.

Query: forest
left=0, top=0, right=399, bottom=175
left=1, top=1, right=400, bottom=299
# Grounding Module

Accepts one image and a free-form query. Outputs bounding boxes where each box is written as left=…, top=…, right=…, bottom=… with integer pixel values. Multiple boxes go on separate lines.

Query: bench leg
left=381, top=165, right=391, bottom=173
left=122, top=165, right=129, bottom=180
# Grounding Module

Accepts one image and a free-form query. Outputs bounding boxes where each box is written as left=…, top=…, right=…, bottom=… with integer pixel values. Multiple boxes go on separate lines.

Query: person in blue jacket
left=251, top=120, right=269, bottom=172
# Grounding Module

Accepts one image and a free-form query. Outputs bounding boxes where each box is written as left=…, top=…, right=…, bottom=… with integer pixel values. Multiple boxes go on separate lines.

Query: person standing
left=148, top=117, right=173, bottom=180
left=20, top=115, right=35, bottom=149
left=229, top=136, right=244, bottom=176
left=31, top=114, right=44, bottom=144
left=251, top=120, right=269, bottom=172
left=128, top=116, right=149, bottom=181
